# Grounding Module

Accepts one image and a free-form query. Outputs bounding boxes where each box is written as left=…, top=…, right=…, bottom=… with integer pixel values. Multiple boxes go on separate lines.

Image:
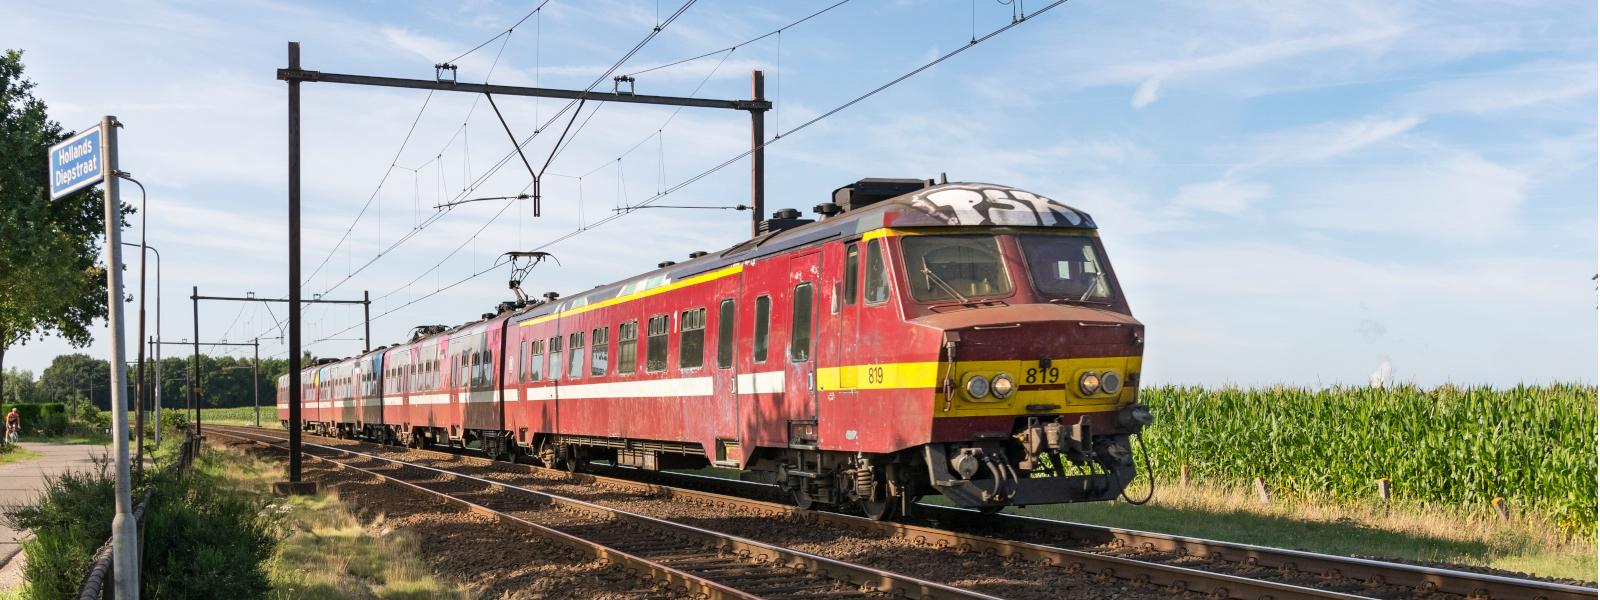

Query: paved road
left=0, top=443, right=112, bottom=569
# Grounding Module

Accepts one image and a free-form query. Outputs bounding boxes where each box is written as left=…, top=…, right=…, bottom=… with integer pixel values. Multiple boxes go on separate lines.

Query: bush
left=2, top=456, right=115, bottom=598
left=75, top=403, right=110, bottom=430
left=3, top=446, right=278, bottom=599
left=140, top=453, right=275, bottom=599
left=160, top=409, right=188, bottom=433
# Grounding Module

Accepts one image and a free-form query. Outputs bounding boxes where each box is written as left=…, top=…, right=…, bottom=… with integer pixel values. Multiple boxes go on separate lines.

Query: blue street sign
left=48, top=125, right=103, bottom=200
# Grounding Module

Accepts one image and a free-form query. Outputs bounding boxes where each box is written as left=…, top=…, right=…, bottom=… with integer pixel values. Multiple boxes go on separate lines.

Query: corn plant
left=1138, top=384, right=1597, bottom=537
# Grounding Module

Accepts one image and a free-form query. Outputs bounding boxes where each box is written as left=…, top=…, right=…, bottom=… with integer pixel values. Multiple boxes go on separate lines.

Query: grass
left=16, top=433, right=110, bottom=445
left=209, top=442, right=469, bottom=599
left=199, top=407, right=279, bottom=428
left=990, top=480, right=1597, bottom=582
left=0, top=445, right=42, bottom=465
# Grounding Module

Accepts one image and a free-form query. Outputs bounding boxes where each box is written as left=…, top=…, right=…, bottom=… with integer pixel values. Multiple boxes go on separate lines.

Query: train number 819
left=1024, top=367, right=1061, bottom=384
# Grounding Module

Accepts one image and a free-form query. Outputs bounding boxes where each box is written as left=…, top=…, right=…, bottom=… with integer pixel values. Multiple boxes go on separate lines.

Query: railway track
left=212, top=426, right=996, bottom=600
left=214, top=426, right=1595, bottom=600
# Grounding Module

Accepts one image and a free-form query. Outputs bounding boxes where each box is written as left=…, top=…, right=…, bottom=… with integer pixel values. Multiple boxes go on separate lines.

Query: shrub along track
left=213, top=428, right=997, bottom=600
left=214, top=426, right=1422, bottom=600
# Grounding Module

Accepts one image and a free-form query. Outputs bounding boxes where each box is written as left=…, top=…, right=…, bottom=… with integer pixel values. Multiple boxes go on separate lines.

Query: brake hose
left=1118, top=433, right=1156, bottom=505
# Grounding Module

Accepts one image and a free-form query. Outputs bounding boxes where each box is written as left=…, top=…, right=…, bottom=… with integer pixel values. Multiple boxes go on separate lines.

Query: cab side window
left=864, top=239, right=889, bottom=304
left=843, top=242, right=859, bottom=305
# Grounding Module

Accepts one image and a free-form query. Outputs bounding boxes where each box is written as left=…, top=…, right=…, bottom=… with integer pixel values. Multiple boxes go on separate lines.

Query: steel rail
left=213, top=427, right=996, bottom=600
left=221, top=427, right=1381, bottom=600
left=915, top=505, right=1599, bottom=600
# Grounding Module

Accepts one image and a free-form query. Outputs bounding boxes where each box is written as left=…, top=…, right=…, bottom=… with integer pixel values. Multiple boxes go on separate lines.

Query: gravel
left=217, top=438, right=685, bottom=600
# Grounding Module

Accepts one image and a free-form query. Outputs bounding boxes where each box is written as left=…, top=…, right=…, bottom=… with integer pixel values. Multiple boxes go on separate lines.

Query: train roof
left=306, top=181, right=1097, bottom=363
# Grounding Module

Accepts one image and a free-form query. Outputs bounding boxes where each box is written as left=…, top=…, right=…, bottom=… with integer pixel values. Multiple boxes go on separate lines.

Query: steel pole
left=749, top=71, right=765, bottom=237
left=253, top=339, right=260, bottom=427
left=131, top=191, right=146, bottom=467
left=363, top=290, right=370, bottom=352
left=101, top=115, right=139, bottom=599
left=191, top=286, right=200, bottom=437
left=287, top=41, right=304, bottom=484
left=152, top=246, right=161, bottom=447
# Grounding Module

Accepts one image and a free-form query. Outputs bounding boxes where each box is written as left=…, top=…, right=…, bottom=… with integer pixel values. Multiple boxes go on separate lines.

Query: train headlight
left=1078, top=372, right=1101, bottom=396
left=990, top=373, right=1015, bottom=399
left=964, top=375, right=990, bottom=399
left=1099, top=371, right=1121, bottom=394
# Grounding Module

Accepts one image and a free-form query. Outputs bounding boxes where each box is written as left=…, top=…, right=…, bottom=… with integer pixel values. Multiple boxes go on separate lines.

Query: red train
left=279, top=178, right=1153, bottom=518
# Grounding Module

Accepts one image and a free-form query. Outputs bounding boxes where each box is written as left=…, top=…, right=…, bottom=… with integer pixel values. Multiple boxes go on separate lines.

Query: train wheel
left=859, top=496, right=897, bottom=521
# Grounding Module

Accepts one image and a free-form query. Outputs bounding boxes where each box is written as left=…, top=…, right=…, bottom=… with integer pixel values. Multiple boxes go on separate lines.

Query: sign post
left=51, top=117, right=137, bottom=598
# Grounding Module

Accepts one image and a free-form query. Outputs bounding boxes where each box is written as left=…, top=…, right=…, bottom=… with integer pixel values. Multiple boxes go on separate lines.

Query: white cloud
left=1172, top=179, right=1271, bottom=214
left=1130, top=78, right=1161, bottom=108
left=1396, top=62, right=1596, bottom=115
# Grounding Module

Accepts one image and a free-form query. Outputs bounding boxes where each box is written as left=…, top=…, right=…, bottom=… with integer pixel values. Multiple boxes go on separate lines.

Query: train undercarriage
left=293, top=404, right=1152, bottom=521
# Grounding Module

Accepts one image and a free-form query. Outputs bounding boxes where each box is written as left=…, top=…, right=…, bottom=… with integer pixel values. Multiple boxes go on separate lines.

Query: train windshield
left=899, top=235, right=1014, bottom=302
left=1018, top=234, right=1115, bottom=303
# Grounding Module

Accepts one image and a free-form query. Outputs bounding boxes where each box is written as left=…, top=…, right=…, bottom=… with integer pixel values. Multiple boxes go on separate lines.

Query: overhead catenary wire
left=622, top=0, right=851, bottom=78
left=265, top=11, right=531, bottom=345
left=293, top=0, right=1074, bottom=355
left=263, top=2, right=702, bottom=358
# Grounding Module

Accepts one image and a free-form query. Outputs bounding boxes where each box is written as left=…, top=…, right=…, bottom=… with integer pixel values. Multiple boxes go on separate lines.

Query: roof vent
left=813, top=202, right=842, bottom=218
left=758, top=208, right=815, bottom=235
left=658, top=260, right=677, bottom=268
left=481, top=312, right=496, bottom=320
left=688, top=250, right=708, bottom=258
left=496, top=301, right=516, bottom=313
left=543, top=292, right=560, bottom=301
left=832, top=178, right=933, bottom=212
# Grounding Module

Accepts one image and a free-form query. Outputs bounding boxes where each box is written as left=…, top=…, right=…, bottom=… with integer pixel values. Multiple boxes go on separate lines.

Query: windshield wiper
left=920, top=258, right=970, bottom=304
left=1079, top=270, right=1107, bottom=302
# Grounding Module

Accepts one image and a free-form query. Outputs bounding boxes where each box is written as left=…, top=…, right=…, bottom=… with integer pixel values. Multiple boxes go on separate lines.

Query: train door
left=821, top=240, right=862, bottom=450
left=783, top=251, right=821, bottom=446
left=709, top=273, right=742, bottom=465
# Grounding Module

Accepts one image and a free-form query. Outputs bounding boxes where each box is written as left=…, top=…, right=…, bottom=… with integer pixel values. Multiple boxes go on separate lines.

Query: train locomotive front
left=748, top=181, right=1153, bottom=517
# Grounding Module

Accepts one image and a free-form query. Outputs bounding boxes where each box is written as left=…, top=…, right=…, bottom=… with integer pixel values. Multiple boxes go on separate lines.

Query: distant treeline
left=3, top=353, right=291, bottom=410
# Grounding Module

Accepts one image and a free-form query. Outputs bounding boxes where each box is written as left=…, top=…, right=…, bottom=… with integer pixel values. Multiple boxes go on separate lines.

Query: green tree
left=0, top=49, right=130, bottom=405
left=37, top=353, right=111, bottom=409
left=1, top=367, right=38, bottom=404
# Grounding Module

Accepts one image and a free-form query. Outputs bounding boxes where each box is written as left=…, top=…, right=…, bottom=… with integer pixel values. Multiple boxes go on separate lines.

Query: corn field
left=1138, top=384, right=1598, bottom=537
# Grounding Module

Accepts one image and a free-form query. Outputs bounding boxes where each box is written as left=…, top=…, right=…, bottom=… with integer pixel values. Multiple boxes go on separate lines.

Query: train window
left=549, top=336, right=563, bottom=381
left=864, top=239, right=889, bottom=304
left=753, top=296, right=771, bottom=363
left=618, top=321, right=639, bottom=375
left=680, top=308, right=706, bottom=370
left=646, top=315, right=669, bottom=372
left=843, top=243, right=859, bottom=305
left=790, top=283, right=814, bottom=362
left=568, top=332, right=585, bottom=379
left=716, top=299, right=735, bottom=369
left=528, top=340, right=544, bottom=381
left=591, top=327, right=609, bottom=376
left=899, top=234, right=1013, bottom=302
left=1017, top=234, right=1115, bottom=303
left=471, top=352, right=483, bottom=388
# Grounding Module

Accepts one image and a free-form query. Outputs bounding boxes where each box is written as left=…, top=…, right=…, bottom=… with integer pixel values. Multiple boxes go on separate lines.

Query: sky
left=3, top=0, right=1595, bottom=387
